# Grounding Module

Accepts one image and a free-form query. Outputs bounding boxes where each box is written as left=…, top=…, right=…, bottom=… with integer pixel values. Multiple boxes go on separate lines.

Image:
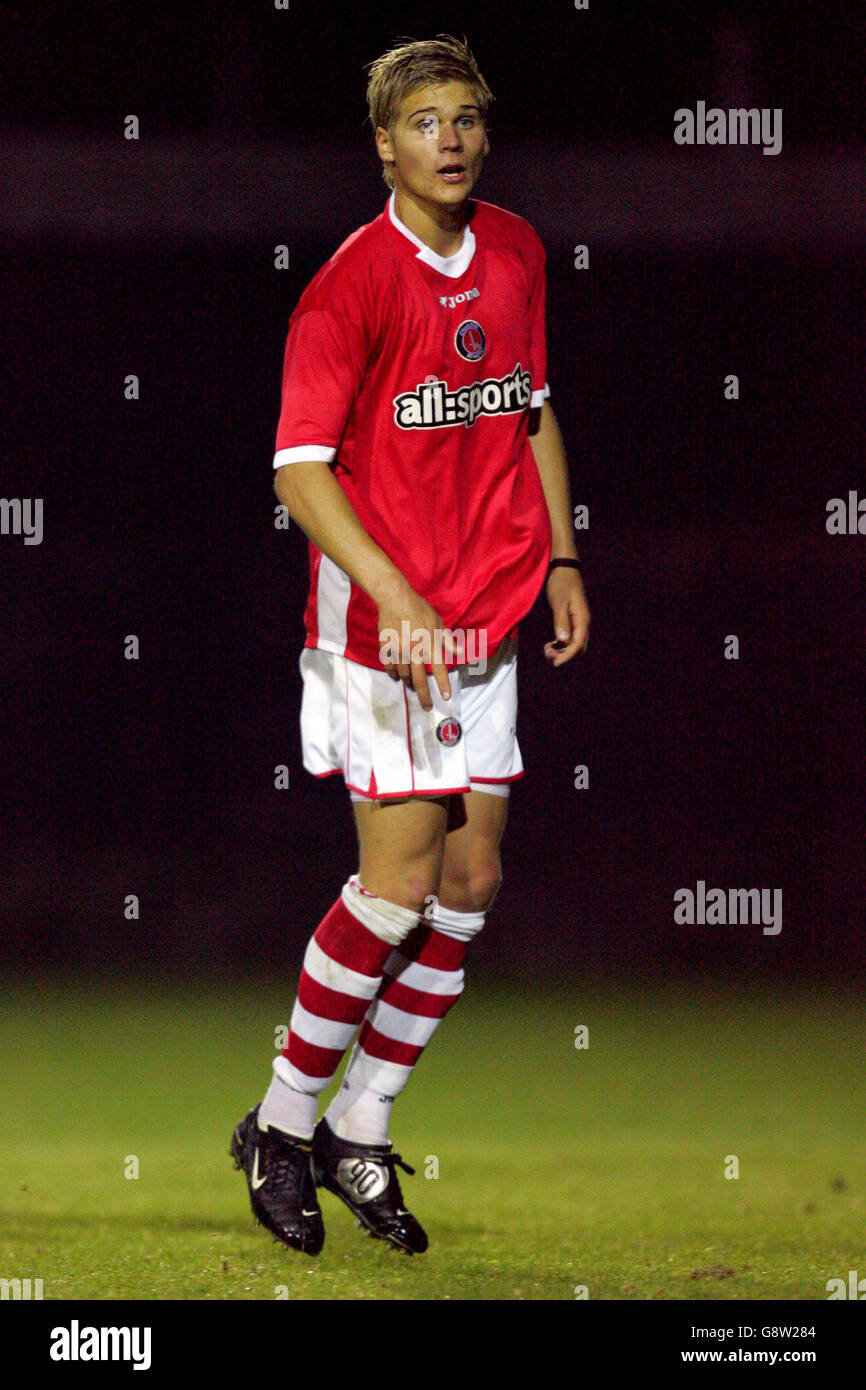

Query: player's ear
left=376, top=125, right=392, bottom=161
left=483, top=131, right=490, bottom=157
left=376, top=125, right=396, bottom=181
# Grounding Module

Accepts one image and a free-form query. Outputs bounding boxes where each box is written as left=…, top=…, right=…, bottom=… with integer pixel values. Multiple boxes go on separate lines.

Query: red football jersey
left=274, top=190, right=553, bottom=669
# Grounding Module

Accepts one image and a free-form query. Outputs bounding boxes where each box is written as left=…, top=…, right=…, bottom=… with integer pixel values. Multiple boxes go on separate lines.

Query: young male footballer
left=232, top=34, right=590, bottom=1256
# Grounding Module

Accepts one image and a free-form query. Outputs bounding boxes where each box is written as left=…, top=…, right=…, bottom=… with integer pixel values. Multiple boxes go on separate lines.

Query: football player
left=232, top=33, right=590, bottom=1256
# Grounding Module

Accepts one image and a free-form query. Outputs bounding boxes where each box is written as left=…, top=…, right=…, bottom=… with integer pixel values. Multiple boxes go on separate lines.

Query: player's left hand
left=544, top=568, right=590, bottom=666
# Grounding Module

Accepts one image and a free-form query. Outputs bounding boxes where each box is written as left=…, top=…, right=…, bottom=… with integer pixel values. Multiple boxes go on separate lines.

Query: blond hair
left=366, top=34, right=493, bottom=189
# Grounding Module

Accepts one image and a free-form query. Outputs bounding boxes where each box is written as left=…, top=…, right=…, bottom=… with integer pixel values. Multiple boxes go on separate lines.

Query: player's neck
left=392, top=186, right=469, bottom=259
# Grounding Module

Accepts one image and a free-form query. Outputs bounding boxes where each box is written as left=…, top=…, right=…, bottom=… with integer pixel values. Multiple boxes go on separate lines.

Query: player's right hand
left=376, top=580, right=455, bottom=711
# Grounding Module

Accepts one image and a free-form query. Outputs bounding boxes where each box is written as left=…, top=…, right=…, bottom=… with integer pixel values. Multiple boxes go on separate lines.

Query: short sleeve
left=273, top=307, right=370, bottom=467
left=526, top=232, right=550, bottom=409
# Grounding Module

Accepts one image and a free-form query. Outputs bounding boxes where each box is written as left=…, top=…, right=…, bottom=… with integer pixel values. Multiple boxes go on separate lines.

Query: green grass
left=2, top=976, right=864, bottom=1300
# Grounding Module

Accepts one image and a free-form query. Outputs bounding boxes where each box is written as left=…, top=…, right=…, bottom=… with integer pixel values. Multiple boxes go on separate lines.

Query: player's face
left=378, top=81, right=490, bottom=208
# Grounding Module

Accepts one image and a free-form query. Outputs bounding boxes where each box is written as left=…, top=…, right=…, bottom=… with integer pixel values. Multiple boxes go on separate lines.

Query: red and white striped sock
left=324, top=903, right=486, bottom=1145
left=258, top=876, right=420, bottom=1139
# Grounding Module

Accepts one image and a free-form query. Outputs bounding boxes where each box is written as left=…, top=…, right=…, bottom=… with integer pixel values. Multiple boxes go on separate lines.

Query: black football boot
left=230, top=1106, right=324, bottom=1256
left=311, top=1116, right=428, bottom=1254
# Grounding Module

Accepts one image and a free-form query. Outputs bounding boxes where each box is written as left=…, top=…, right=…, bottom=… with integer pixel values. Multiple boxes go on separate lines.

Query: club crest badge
left=454, top=320, right=486, bottom=361
left=435, top=717, right=463, bottom=746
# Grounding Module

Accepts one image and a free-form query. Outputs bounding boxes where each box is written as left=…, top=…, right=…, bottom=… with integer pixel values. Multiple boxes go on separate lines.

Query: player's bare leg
left=346, top=779, right=508, bottom=916
left=351, top=794, right=451, bottom=910
left=437, top=788, right=508, bottom=915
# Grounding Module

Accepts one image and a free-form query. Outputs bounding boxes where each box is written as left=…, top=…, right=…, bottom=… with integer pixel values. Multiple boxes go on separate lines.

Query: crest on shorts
left=436, top=717, right=463, bottom=746
left=454, top=320, right=486, bottom=361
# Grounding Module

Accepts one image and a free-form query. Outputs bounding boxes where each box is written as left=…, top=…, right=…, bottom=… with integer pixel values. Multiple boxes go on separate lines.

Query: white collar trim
left=388, top=189, right=476, bottom=279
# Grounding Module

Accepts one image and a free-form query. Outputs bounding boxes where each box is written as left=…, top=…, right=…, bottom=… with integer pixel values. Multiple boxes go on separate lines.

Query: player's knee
left=442, top=853, right=502, bottom=914
left=401, top=866, right=444, bottom=915
left=471, top=859, right=502, bottom=912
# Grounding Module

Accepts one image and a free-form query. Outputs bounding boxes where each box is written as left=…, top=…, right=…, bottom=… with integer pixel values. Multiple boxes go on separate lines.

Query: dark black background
left=2, top=1, right=863, bottom=981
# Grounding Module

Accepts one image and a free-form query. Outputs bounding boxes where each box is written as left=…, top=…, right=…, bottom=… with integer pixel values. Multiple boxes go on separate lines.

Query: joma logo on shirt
left=438, top=287, right=480, bottom=309
left=393, top=364, right=531, bottom=430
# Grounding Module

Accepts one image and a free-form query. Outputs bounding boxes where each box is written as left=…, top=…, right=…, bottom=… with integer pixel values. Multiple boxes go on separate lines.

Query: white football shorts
left=298, top=634, right=523, bottom=801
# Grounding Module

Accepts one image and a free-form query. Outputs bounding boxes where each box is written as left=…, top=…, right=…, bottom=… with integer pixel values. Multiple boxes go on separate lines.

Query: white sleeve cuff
left=273, top=445, right=337, bottom=469
left=530, top=382, right=551, bottom=408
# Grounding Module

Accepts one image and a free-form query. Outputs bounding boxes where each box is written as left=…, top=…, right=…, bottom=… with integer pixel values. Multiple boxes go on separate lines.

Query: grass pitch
left=1, top=975, right=864, bottom=1301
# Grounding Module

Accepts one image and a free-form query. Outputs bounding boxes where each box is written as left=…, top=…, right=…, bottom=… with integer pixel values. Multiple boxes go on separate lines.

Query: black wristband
left=548, top=557, right=582, bottom=574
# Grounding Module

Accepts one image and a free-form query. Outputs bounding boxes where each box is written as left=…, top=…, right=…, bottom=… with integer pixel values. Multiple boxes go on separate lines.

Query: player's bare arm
left=529, top=400, right=591, bottom=665
left=274, top=460, right=453, bottom=707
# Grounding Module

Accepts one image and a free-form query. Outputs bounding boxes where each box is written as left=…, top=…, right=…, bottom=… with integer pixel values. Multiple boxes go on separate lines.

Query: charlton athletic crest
left=436, top=716, right=463, bottom=746
left=454, top=320, right=486, bottom=361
